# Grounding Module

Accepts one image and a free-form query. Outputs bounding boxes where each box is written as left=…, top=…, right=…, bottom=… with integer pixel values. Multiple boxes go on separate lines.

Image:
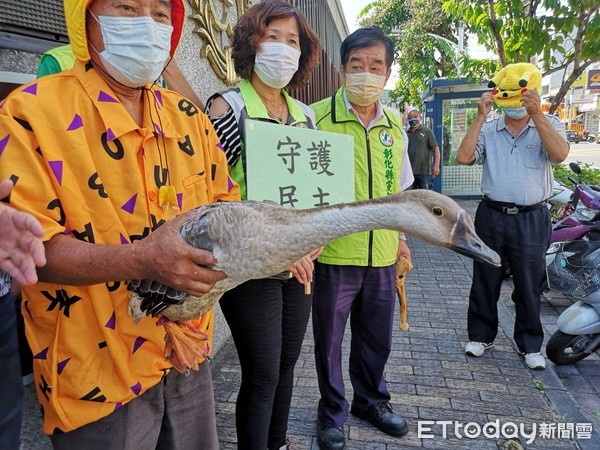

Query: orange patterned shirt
left=0, top=60, right=239, bottom=433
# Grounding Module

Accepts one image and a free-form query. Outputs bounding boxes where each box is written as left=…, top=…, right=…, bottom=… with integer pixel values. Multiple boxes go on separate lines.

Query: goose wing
left=126, top=207, right=216, bottom=318
left=127, top=201, right=275, bottom=319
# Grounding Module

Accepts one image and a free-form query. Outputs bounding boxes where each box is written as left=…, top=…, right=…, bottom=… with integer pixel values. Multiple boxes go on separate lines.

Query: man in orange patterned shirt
left=0, top=0, right=239, bottom=447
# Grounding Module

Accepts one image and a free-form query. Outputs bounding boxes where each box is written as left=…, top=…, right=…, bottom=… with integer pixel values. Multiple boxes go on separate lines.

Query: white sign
left=245, top=120, right=356, bottom=209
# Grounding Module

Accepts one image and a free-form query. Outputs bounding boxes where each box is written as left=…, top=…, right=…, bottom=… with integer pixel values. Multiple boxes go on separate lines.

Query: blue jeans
left=411, top=174, right=433, bottom=190
left=0, top=292, right=22, bottom=450
left=411, top=173, right=433, bottom=190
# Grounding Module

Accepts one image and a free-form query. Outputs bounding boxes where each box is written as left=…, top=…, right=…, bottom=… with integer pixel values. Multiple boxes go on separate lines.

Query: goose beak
left=445, top=212, right=501, bottom=266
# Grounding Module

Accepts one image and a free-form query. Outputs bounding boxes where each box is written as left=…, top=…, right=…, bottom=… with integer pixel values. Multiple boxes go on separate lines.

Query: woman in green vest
left=205, top=1, right=320, bottom=449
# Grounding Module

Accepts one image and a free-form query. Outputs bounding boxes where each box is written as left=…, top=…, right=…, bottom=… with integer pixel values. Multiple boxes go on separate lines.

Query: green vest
left=223, top=80, right=316, bottom=200
left=40, top=45, right=77, bottom=72
left=311, top=87, right=404, bottom=267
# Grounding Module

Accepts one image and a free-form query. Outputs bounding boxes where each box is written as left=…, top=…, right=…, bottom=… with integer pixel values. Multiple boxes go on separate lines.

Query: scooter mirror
left=569, top=162, right=582, bottom=175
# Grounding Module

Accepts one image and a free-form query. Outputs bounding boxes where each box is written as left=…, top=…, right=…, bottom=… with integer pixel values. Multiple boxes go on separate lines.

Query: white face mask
left=254, top=42, right=301, bottom=89
left=90, top=13, right=173, bottom=88
left=504, top=107, right=528, bottom=119
left=344, top=72, right=387, bottom=106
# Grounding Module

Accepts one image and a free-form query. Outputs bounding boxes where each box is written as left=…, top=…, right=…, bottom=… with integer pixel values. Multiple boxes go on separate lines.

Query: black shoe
left=316, top=420, right=345, bottom=450
left=350, top=401, right=409, bottom=437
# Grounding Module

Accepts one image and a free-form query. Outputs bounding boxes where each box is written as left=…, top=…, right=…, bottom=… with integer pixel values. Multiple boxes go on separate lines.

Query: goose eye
left=432, top=206, right=444, bottom=217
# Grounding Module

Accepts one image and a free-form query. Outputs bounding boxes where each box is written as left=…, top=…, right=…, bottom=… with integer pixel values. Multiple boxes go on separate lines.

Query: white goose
left=127, top=190, right=500, bottom=371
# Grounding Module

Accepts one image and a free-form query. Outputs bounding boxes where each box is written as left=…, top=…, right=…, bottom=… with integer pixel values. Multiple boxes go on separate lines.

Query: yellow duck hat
left=488, top=62, right=542, bottom=108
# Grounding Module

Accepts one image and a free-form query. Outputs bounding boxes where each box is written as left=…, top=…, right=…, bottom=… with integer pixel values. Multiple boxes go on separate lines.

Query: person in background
left=0, top=0, right=239, bottom=448
left=310, top=26, right=413, bottom=450
left=406, top=110, right=440, bottom=190
left=456, top=63, right=569, bottom=370
left=37, top=44, right=77, bottom=77
left=205, top=1, right=321, bottom=448
left=37, top=43, right=205, bottom=109
left=0, top=179, right=46, bottom=450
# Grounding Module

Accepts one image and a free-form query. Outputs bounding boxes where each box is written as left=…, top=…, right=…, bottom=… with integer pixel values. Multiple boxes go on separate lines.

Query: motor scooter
left=546, top=241, right=600, bottom=364
left=545, top=163, right=600, bottom=364
left=550, top=162, right=600, bottom=243
left=547, top=179, right=573, bottom=222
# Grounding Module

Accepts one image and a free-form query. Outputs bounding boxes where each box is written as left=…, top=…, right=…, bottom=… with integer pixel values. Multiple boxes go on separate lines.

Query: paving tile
left=479, top=390, right=549, bottom=409
left=385, top=373, right=446, bottom=387
left=445, top=378, right=510, bottom=393
left=450, top=397, right=521, bottom=416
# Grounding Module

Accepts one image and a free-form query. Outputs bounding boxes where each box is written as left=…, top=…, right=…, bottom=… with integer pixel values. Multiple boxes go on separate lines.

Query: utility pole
left=567, top=85, right=573, bottom=129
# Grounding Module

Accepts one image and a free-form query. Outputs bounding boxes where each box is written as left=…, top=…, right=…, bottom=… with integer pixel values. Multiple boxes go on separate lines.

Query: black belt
left=483, top=196, right=547, bottom=215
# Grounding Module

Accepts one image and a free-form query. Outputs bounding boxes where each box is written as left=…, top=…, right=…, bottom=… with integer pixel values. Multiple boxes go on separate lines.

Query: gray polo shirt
left=474, top=114, right=567, bottom=205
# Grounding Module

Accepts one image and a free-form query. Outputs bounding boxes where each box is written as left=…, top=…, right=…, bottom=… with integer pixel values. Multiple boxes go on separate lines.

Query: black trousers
left=468, top=201, right=551, bottom=353
left=312, top=263, right=396, bottom=428
left=0, top=293, right=22, bottom=450
left=220, top=277, right=312, bottom=450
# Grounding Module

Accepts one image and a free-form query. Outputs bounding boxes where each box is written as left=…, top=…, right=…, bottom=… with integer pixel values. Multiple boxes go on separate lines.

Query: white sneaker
left=523, top=352, right=546, bottom=370
left=465, top=341, right=494, bottom=357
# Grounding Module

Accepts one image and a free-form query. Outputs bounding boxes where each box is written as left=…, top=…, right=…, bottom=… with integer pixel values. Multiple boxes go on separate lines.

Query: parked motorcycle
left=545, top=163, right=600, bottom=364
left=550, top=163, right=600, bottom=243
left=546, top=241, right=600, bottom=364
left=547, top=179, right=573, bottom=223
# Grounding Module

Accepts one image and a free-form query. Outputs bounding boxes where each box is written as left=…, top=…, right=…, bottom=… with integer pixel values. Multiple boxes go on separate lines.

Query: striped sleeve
left=0, top=272, right=10, bottom=296
left=205, top=95, right=242, bottom=167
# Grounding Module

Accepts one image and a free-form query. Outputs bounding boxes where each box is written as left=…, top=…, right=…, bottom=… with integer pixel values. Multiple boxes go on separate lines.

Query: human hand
left=432, top=166, right=440, bottom=177
left=308, top=246, right=324, bottom=260
left=402, top=102, right=409, bottom=124
left=288, top=254, right=315, bottom=285
left=135, top=208, right=226, bottom=297
left=478, top=92, right=493, bottom=118
left=521, top=88, right=542, bottom=117
left=397, top=240, right=411, bottom=263
left=0, top=180, right=46, bottom=285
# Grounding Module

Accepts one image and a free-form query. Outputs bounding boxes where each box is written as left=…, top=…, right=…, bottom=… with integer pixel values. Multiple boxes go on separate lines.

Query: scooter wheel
left=546, top=330, right=591, bottom=365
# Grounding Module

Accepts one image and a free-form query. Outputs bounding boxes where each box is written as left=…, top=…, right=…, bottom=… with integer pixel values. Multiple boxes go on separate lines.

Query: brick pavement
left=19, top=200, right=600, bottom=449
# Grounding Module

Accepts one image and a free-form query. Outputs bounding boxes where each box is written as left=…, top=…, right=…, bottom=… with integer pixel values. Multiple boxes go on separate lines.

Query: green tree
left=360, top=0, right=599, bottom=113
left=443, top=0, right=600, bottom=113
left=358, top=0, right=459, bottom=105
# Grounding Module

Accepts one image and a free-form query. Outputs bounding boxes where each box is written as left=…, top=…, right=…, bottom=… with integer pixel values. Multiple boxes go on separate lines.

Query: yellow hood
left=64, top=0, right=186, bottom=62
left=488, top=63, right=542, bottom=108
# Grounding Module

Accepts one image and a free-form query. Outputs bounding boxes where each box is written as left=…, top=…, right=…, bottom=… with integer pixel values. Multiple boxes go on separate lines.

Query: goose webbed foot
left=158, top=317, right=210, bottom=374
